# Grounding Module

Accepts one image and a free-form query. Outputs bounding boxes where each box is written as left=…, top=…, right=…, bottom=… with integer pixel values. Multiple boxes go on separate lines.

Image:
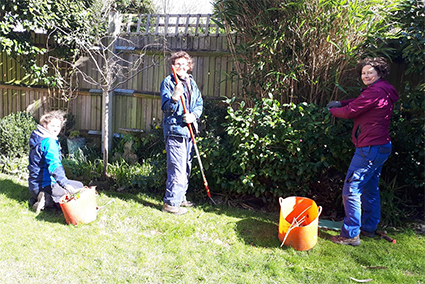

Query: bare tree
left=49, top=1, right=163, bottom=178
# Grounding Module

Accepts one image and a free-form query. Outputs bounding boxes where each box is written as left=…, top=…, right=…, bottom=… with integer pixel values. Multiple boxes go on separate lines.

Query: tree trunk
left=101, top=89, right=113, bottom=179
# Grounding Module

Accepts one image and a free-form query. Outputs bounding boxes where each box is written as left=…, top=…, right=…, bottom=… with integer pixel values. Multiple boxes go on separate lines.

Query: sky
left=151, top=0, right=214, bottom=14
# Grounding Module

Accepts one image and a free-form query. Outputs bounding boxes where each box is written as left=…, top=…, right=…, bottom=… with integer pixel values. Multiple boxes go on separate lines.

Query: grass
left=0, top=172, right=424, bottom=284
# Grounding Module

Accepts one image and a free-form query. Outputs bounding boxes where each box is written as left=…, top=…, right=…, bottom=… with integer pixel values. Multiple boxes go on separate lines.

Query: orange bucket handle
left=317, top=206, right=323, bottom=217
left=279, top=197, right=284, bottom=207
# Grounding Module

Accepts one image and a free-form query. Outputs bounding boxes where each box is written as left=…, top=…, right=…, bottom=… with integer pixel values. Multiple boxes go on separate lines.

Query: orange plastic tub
left=278, top=196, right=322, bottom=251
left=59, top=186, right=97, bottom=226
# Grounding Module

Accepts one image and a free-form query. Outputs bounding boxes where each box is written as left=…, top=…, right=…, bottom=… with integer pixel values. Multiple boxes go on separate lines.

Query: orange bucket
left=278, top=196, right=322, bottom=251
left=59, top=186, right=97, bottom=226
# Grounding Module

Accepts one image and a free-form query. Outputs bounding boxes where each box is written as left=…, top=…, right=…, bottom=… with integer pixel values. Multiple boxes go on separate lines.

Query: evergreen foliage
left=0, top=111, right=37, bottom=158
left=214, top=0, right=400, bottom=105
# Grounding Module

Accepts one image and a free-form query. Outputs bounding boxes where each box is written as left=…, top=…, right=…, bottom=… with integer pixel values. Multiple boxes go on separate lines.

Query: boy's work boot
left=162, top=203, right=188, bottom=215
left=330, top=235, right=361, bottom=246
left=180, top=200, right=195, bottom=207
left=32, top=192, right=46, bottom=215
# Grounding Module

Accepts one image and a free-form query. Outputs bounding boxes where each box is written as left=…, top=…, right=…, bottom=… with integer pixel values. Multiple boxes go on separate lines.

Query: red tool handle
left=172, top=65, right=179, bottom=85
left=377, top=231, right=396, bottom=243
left=172, top=66, right=196, bottom=142
left=382, top=234, right=396, bottom=244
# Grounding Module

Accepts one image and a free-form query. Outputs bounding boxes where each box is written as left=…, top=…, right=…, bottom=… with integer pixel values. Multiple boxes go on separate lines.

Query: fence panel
left=2, top=14, right=418, bottom=137
left=0, top=85, right=50, bottom=121
left=0, top=33, right=237, bottom=135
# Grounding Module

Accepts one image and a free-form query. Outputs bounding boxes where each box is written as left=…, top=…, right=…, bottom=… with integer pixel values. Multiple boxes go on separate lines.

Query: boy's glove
left=172, top=82, right=184, bottom=101
left=326, top=101, right=342, bottom=110
left=65, top=184, right=78, bottom=194
left=183, top=113, right=196, bottom=124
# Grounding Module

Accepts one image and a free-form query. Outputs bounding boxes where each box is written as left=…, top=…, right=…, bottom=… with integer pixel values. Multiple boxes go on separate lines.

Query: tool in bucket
left=280, top=205, right=312, bottom=247
left=171, top=65, right=216, bottom=205
left=278, top=196, right=322, bottom=251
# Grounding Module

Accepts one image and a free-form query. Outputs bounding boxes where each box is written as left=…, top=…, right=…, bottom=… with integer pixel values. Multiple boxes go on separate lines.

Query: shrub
left=194, top=98, right=353, bottom=201
left=193, top=95, right=423, bottom=223
left=0, top=111, right=37, bottom=158
left=214, top=0, right=395, bottom=105
left=380, top=83, right=425, bottom=223
left=62, top=149, right=103, bottom=182
left=0, top=155, right=29, bottom=177
left=112, top=120, right=165, bottom=164
left=122, top=154, right=167, bottom=192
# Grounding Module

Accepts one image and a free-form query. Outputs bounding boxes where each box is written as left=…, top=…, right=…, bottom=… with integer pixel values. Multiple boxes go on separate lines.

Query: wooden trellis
left=122, top=14, right=222, bottom=36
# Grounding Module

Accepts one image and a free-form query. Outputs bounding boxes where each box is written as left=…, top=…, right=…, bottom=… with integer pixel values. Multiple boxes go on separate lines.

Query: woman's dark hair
left=356, top=57, right=390, bottom=78
left=169, top=51, right=194, bottom=72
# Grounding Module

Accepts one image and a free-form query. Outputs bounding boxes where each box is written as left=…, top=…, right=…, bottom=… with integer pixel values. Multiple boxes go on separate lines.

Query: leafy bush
left=194, top=98, right=353, bottom=201
left=388, top=84, right=424, bottom=189
left=108, top=121, right=167, bottom=191
left=392, top=0, right=425, bottom=76
left=0, top=155, right=29, bottom=178
left=380, top=83, right=425, bottom=223
left=113, top=120, right=165, bottom=164
left=62, top=149, right=103, bottom=182
left=63, top=144, right=166, bottom=193
left=193, top=95, right=423, bottom=222
left=0, top=111, right=37, bottom=158
left=107, top=155, right=166, bottom=192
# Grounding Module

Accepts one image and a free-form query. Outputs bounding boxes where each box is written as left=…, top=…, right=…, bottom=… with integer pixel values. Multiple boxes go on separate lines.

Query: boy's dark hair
left=40, top=110, right=66, bottom=128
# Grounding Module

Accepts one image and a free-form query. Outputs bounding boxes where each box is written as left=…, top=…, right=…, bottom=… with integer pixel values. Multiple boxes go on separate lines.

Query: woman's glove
left=183, top=113, right=196, bottom=124
left=172, top=82, right=184, bottom=101
left=326, top=101, right=342, bottom=110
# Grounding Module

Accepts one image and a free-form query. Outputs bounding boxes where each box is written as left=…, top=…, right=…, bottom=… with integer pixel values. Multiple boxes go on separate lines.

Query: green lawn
left=0, top=173, right=424, bottom=283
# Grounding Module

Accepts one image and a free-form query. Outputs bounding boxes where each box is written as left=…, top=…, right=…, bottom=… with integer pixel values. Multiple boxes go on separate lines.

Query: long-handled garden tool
left=377, top=230, right=396, bottom=243
left=280, top=205, right=311, bottom=247
left=171, top=66, right=216, bottom=205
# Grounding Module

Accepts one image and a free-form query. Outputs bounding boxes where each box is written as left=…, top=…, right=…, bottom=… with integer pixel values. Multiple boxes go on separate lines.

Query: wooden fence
left=0, top=13, right=421, bottom=137
left=0, top=14, right=241, bottom=136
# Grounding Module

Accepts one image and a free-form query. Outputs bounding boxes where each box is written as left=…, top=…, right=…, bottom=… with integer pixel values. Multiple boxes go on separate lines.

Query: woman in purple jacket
left=327, top=57, right=399, bottom=246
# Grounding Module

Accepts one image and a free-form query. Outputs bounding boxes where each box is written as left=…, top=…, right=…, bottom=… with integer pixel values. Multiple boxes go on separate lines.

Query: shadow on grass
left=1, top=174, right=334, bottom=246
left=0, top=178, right=29, bottom=204
left=0, top=176, right=69, bottom=225
left=0, top=174, right=331, bottom=241
left=234, top=219, right=339, bottom=250
left=318, top=228, right=338, bottom=240
left=35, top=207, right=68, bottom=224
left=95, top=185, right=287, bottom=248
left=235, top=217, right=281, bottom=248
left=100, top=190, right=161, bottom=210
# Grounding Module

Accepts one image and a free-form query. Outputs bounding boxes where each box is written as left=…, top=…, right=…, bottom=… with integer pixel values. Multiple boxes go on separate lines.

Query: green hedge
left=192, top=98, right=423, bottom=223
left=194, top=98, right=352, bottom=200
left=0, top=111, right=37, bottom=158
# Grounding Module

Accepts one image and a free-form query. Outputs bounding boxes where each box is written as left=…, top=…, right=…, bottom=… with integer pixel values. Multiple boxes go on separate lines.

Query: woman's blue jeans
left=341, top=142, right=392, bottom=238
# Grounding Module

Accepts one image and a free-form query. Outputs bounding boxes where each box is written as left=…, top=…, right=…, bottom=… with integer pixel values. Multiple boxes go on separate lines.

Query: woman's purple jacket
left=330, top=79, right=399, bottom=148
